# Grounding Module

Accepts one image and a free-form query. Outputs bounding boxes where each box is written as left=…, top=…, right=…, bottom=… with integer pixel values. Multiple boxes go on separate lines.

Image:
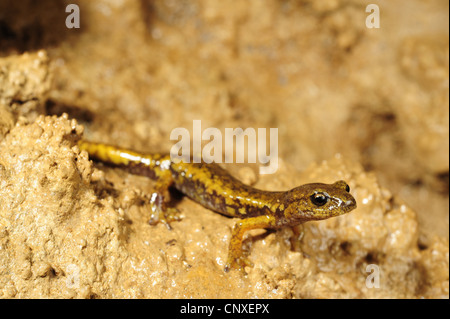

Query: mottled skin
left=78, top=141, right=357, bottom=271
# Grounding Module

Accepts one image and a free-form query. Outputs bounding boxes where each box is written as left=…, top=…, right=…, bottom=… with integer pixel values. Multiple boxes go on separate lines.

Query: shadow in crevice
left=0, top=0, right=86, bottom=54
left=45, top=99, right=95, bottom=124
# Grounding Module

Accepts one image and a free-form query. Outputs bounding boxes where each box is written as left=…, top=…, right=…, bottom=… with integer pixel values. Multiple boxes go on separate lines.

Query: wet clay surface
left=0, top=0, right=448, bottom=298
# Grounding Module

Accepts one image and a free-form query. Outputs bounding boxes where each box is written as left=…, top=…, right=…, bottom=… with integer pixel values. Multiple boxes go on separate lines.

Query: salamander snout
left=282, top=180, right=357, bottom=223
left=308, top=180, right=356, bottom=218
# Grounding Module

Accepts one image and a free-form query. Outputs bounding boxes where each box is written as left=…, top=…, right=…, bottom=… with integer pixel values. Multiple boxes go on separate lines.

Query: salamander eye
left=310, top=193, right=329, bottom=206
left=345, top=184, right=350, bottom=192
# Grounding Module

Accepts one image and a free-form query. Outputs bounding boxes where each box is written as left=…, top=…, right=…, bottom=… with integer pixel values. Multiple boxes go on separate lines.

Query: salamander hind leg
left=225, top=215, right=276, bottom=272
left=148, top=172, right=181, bottom=230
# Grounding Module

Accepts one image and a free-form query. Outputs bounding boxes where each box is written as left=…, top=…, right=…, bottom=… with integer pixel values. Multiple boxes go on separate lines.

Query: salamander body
left=78, top=141, right=357, bottom=271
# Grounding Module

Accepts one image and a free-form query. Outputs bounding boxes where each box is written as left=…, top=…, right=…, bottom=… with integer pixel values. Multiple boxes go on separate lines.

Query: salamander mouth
left=342, top=198, right=357, bottom=212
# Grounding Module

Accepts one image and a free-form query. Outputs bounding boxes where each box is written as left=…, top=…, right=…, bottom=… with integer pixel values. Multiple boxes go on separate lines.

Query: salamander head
left=281, top=180, right=357, bottom=224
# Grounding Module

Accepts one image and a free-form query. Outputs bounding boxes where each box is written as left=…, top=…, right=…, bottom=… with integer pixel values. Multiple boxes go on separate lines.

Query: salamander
left=78, top=141, right=357, bottom=271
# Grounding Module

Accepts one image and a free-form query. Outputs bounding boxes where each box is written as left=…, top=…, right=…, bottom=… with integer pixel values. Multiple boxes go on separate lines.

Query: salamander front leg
left=148, top=173, right=181, bottom=230
left=225, top=215, right=276, bottom=272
